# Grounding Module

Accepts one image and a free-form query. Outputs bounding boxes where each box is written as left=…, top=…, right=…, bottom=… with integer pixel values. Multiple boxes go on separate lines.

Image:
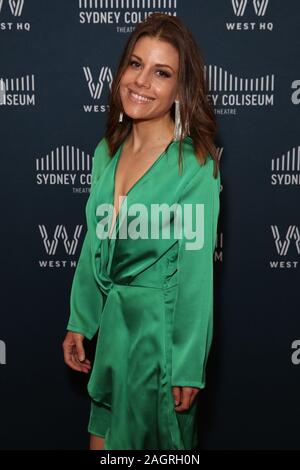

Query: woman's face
left=119, top=36, right=180, bottom=122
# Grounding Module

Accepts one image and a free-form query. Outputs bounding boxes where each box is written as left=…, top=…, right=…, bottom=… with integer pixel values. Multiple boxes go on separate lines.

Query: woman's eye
left=156, top=70, right=170, bottom=78
left=129, top=60, right=170, bottom=78
left=129, top=60, right=140, bottom=68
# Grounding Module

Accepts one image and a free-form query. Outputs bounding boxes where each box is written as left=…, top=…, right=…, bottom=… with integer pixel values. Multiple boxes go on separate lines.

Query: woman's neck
left=128, top=115, right=175, bottom=153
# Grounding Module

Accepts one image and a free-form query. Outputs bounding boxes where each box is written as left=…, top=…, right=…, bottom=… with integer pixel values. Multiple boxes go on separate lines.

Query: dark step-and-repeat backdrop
left=0, top=0, right=299, bottom=450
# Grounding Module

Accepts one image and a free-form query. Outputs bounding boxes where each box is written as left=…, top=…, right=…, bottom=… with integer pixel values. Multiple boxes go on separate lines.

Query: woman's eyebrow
left=131, top=54, right=174, bottom=72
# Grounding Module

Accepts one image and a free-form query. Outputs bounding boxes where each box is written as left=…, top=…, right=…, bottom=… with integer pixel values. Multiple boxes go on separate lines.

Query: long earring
left=173, top=100, right=182, bottom=141
left=119, top=111, right=123, bottom=123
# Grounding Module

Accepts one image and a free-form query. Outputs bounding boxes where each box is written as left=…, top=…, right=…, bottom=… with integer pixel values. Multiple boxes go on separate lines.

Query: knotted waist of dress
left=92, top=235, right=179, bottom=322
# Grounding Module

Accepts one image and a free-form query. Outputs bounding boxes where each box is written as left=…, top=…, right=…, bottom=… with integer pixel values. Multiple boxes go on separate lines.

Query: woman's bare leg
left=89, top=434, right=105, bottom=450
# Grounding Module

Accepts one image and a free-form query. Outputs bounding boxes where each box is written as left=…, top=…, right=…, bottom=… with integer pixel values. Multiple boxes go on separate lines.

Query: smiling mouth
left=128, top=89, right=155, bottom=103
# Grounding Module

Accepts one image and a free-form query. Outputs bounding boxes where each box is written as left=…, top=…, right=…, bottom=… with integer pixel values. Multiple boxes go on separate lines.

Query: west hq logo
left=204, top=65, right=275, bottom=115
left=0, top=0, right=24, bottom=16
left=270, top=225, right=300, bottom=269
left=0, top=74, right=35, bottom=106
left=0, top=0, right=30, bottom=31
left=227, top=0, right=273, bottom=31
left=83, top=66, right=113, bottom=113
left=35, top=145, right=93, bottom=192
left=38, top=224, right=84, bottom=269
left=271, top=146, right=300, bottom=186
left=231, top=0, right=269, bottom=16
left=78, top=0, right=178, bottom=29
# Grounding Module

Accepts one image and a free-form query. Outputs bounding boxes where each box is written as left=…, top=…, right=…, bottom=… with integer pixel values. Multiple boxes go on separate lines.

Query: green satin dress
left=67, top=135, right=221, bottom=450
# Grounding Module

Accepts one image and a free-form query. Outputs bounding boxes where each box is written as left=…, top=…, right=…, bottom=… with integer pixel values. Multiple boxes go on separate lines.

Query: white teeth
left=130, top=91, right=153, bottom=103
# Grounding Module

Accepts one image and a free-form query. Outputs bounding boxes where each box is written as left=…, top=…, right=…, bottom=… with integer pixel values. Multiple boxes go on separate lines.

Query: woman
left=62, top=13, right=221, bottom=450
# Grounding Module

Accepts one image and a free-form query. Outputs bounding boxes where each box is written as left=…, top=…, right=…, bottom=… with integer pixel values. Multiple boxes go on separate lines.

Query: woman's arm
left=171, top=157, right=221, bottom=389
left=66, top=137, right=109, bottom=340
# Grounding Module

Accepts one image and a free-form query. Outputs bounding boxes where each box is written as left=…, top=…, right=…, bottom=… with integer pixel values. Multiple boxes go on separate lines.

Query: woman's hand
left=172, top=386, right=200, bottom=412
left=62, top=331, right=91, bottom=374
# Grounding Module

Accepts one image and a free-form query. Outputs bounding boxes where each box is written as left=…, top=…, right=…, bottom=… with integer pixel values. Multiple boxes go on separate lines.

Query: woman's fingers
left=188, top=388, right=199, bottom=408
left=62, top=332, right=91, bottom=373
left=172, top=386, right=181, bottom=408
left=63, top=339, right=77, bottom=370
left=70, top=351, right=86, bottom=372
left=174, top=387, right=191, bottom=412
left=173, top=386, right=200, bottom=412
left=73, top=349, right=91, bottom=373
left=74, top=335, right=86, bottom=362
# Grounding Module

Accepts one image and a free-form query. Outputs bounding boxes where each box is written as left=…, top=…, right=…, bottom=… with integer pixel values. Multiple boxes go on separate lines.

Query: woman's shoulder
left=93, top=136, right=109, bottom=158
left=173, top=135, right=216, bottom=179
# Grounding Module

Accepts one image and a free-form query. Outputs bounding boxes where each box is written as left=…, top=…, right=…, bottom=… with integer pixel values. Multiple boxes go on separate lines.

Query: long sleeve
left=66, top=138, right=110, bottom=340
left=171, top=158, right=221, bottom=389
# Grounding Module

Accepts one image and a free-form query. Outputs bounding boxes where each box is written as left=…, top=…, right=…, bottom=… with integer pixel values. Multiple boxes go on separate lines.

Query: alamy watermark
left=291, top=340, right=300, bottom=365
left=95, top=197, right=206, bottom=250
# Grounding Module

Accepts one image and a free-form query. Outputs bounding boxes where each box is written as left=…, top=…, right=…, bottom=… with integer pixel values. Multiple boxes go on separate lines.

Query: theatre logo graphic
left=35, top=145, right=93, bottom=192
left=214, top=232, right=223, bottom=262
left=204, top=64, right=275, bottom=115
left=78, top=0, right=178, bottom=31
left=0, top=340, right=6, bottom=365
left=0, top=74, right=35, bottom=106
left=271, top=146, right=300, bottom=187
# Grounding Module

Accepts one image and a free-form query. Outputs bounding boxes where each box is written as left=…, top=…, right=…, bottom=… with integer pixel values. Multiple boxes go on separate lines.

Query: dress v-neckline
left=109, top=138, right=176, bottom=238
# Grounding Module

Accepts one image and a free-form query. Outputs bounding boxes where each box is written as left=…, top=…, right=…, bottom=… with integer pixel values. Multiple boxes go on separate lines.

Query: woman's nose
left=135, top=69, right=151, bottom=88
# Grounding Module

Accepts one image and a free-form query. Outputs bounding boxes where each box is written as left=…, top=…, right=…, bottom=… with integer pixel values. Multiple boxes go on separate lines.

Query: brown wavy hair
left=104, top=12, right=219, bottom=179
